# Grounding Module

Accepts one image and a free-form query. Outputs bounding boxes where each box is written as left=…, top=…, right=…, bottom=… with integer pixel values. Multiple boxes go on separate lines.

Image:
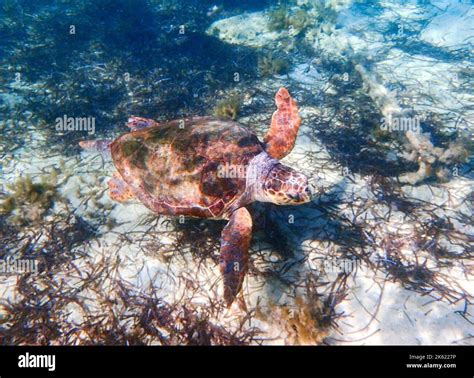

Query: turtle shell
left=110, top=116, right=264, bottom=218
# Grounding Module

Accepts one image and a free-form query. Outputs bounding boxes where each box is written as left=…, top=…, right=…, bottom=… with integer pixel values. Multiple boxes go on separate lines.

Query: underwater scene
left=0, top=0, right=472, bottom=346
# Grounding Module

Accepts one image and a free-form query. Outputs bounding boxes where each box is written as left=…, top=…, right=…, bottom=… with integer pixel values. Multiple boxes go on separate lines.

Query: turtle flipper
left=127, top=116, right=159, bottom=131
left=108, top=172, right=134, bottom=202
left=263, top=87, right=302, bottom=160
left=219, top=207, right=252, bottom=307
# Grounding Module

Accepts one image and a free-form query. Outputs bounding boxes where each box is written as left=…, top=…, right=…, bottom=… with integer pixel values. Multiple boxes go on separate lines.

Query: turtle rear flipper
left=219, top=207, right=252, bottom=307
left=264, top=87, right=301, bottom=160
left=127, top=116, right=159, bottom=131
left=108, top=172, right=134, bottom=202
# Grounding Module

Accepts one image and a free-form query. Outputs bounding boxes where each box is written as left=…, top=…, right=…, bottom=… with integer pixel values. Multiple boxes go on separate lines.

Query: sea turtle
left=80, top=87, right=311, bottom=306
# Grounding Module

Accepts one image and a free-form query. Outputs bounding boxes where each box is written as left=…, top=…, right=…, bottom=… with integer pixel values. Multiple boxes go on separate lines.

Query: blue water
left=0, top=0, right=473, bottom=347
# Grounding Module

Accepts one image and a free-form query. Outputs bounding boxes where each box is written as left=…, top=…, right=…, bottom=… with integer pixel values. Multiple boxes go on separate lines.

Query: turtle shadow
left=248, top=178, right=368, bottom=305
left=170, top=178, right=368, bottom=307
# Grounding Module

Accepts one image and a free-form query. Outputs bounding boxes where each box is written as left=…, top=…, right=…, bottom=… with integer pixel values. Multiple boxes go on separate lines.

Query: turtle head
left=262, top=163, right=311, bottom=205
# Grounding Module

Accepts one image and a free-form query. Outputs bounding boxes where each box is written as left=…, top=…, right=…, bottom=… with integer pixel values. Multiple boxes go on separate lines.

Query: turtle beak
left=287, top=187, right=311, bottom=204
left=303, top=186, right=312, bottom=202
left=300, top=186, right=312, bottom=203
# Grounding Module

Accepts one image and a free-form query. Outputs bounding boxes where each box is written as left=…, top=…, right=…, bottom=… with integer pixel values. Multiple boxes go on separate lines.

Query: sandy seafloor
left=0, top=0, right=473, bottom=345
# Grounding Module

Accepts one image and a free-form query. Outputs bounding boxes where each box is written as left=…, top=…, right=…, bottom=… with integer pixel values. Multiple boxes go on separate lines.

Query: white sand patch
left=289, top=63, right=323, bottom=86
left=207, top=11, right=285, bottom=48
left=420, top=2, right=474, bottom=49
left=373, top=50, right=474, bottom=128
left=379, top=2, right=427, bottom=21
left=333, top=268, right=471, bottom=345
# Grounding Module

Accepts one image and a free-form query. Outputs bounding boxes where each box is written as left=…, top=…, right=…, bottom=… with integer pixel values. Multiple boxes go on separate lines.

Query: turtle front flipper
left=219, top=207, right=252, bottom=307
left=108, top=172, right=134, bottom=202
left=127, top=116, right=159, bottom=131
left=263, top=87, right=302, bottom=160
